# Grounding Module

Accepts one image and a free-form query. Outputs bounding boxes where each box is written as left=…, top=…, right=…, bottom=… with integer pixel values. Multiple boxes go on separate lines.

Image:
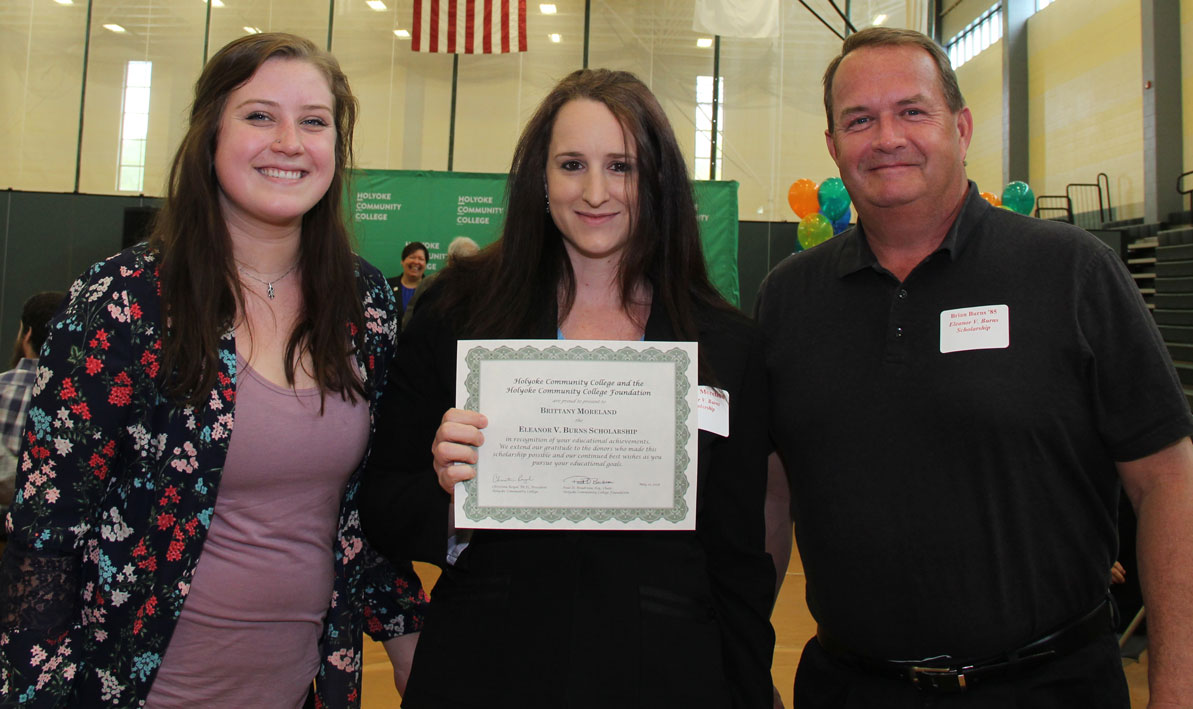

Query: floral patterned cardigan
left=0, top=245, right=427, bottom=707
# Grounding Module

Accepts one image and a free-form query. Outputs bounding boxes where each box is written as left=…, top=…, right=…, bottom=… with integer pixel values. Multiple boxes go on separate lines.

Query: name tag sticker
left=940, top=304, right=1010, bottom=353
left=697, top=386, right=730, bottom=437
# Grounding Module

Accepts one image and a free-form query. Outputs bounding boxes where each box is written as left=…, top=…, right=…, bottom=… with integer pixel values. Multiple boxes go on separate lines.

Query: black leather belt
left=815, top=598, right=1115, bottom=693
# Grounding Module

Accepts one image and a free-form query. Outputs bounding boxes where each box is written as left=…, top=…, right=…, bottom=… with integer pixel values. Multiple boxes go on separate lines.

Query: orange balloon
left=788, top=179, right=820, bottom=218
left=980, top=191, right=1002, bottom=207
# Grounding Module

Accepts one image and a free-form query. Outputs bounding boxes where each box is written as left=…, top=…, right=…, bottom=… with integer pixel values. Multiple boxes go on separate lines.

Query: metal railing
left=1179, top=170, right=1193, bottom=216
left=1034, top=195, right=1073, bottom=223
left=1066, top=172, right=1111, bottom=229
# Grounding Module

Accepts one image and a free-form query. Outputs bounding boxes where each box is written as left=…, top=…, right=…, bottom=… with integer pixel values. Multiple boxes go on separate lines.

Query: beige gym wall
left=954, top=36, right=1002, bottom=196
left=1183, top=0, right=1193, bottom=181
left=1027, top=0, right=1144, bottom=218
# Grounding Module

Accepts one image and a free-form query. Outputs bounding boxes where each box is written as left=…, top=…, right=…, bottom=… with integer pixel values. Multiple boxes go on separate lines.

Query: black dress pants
left=793, top=633, right=1130, bottom=709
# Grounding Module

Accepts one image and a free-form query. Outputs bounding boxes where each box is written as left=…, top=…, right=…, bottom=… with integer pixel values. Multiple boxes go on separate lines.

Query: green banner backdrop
left=348, top=169, right=740, bottom=306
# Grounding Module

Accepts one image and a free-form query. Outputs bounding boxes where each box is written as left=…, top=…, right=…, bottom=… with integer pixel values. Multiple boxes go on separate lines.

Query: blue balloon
left=831, top=205, right=852, bottom=235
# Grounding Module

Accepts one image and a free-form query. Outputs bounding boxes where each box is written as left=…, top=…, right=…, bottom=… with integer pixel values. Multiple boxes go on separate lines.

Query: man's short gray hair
left=448, top=236, right=480, bottom=260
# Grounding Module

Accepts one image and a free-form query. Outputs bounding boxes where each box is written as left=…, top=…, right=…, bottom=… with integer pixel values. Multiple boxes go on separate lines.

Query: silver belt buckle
left=909, top=665, right=968, bottom=692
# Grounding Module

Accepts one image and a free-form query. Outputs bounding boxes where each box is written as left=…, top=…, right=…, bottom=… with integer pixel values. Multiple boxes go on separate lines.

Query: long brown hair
left=433, top=69, right=731, bottom=341
left=149, top=33, right=365, bottom=406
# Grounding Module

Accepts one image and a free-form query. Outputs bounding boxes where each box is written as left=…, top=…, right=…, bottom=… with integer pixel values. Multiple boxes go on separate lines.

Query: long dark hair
left=433, top=68, right=730, bottom=341
left=149, top=32, right=365, bottom=406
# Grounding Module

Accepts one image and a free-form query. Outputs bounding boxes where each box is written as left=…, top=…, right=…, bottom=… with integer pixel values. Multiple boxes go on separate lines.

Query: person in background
left=395, top=241, right=429, bottom=321
left=0, top=32, right=425, bottom=707
left=401, top=236, right=479, bottom=330
left=0, top=291, right=65, bottom=524
left=757, top=27, right=1193, bottom=707
left=361, top=68, right=775, bottom=709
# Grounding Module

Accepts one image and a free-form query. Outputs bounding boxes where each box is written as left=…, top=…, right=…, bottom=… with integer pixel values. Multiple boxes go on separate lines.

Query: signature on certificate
left=562, top=475, right=612, bottom=486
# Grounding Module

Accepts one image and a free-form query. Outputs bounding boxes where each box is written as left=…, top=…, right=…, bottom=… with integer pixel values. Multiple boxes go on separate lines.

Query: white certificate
left=454, top=339, right=699, bottom=530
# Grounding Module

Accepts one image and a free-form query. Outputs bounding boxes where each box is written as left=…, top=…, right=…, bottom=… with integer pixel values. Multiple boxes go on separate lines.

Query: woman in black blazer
left=361, top=68, right=775, bottom=709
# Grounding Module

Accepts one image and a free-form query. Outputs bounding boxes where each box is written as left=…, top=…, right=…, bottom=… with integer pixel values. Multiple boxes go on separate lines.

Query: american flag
left=412, top=0, right=528, bottom=54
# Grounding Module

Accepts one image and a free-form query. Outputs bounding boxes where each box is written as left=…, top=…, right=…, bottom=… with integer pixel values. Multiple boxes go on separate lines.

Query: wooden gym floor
left=361, top=556, right=1151, bottom=707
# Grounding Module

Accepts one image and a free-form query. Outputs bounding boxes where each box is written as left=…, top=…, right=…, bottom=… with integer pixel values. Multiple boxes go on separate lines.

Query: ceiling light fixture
left=540, top=3, right=557, bottom=13
left=548, top=33, right=562, bottom=43
left=103, top=23, right=126, bottom=33
left=367, top=0, right=387, bottom=10
left=394, top=29, right=411, bottom=38
left=696, top=37, right=713, bottom=48
left=872, top=13, right=888, bottom=25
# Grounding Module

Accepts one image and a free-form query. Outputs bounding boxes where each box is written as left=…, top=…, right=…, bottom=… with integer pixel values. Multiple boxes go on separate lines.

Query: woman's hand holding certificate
left=431, top=408, right=488, bottom=493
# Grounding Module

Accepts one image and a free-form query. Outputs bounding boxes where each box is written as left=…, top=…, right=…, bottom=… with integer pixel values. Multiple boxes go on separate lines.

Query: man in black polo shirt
left=757, top=27, right=1193, bottom=707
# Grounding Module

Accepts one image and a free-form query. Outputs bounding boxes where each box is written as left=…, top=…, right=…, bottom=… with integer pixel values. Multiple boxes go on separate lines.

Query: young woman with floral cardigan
left=0, top=33, right=425, bottom=707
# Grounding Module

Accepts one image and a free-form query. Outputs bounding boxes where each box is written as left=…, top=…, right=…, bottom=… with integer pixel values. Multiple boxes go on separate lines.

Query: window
left=117, top=60, right=152, bottom=192
left=945, top=3, right=1001, bottom=70
left=694, top=75, right=723, bottom=181
left=1035, top=0, right=1054, bottom=10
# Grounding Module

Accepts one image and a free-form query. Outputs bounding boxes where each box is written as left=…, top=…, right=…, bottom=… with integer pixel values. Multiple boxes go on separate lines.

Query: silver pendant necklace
left=238, top=262, right=299, bottom=300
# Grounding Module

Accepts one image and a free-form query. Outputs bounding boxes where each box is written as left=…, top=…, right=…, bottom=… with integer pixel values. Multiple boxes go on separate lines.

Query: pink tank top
left=145, top=357, right=370, bottom=708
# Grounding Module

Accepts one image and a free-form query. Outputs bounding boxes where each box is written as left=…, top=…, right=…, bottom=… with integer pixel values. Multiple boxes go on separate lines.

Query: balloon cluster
left=788, top=178, right=852, bottom=251
left=981, top=181, right=1034, bottom=215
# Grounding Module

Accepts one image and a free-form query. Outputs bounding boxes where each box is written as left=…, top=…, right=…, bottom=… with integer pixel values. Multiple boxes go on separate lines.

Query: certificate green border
left=461, top=343, right=693, bottom=525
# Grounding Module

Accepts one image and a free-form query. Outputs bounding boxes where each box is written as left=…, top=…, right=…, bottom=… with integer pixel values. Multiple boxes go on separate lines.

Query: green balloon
left=817, top=177, right=851, bottom=221
left=798, top=213, right=834, bottom=250
left=1001, top=181, right=1035, bottom=215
